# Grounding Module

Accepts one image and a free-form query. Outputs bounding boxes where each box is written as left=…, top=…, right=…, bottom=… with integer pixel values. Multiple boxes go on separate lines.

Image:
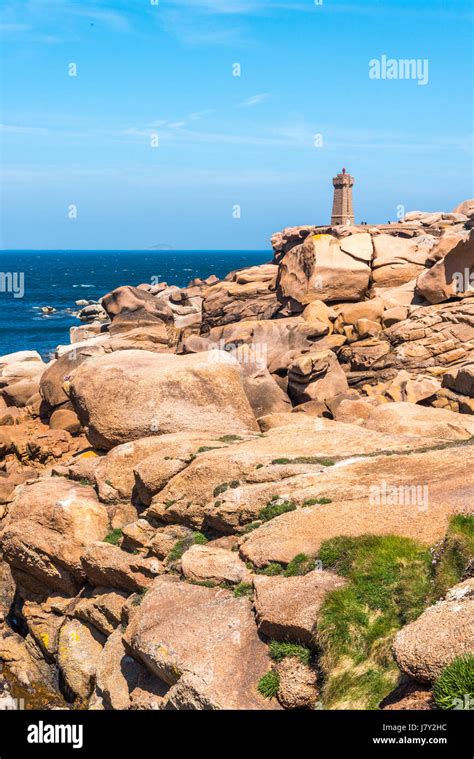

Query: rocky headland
left=1, top=201, right=473, bottom=711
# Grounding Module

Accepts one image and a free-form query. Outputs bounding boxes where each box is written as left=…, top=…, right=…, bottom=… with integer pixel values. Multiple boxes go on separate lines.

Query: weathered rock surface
left=287, top=350, right=349, bottom=405
left=253, top=571, right=347, bottom=644
left=81, top=542, right=163, bottom=592
left=363, top=402, right=474, bottom=440
left=277, top=232, right=373, bottom=306
left=202, top=265, right=280, bottom=329
left=372, top=234, right=436, bottom=288
left=239, top=444, right=474, bottom=567
left=416, top=232, right=473, bottom=303
left=147, top=416, right=454, bottom=532
left=71, top=587, right=128, bottom=636
left=94, top=627, right=168, bottom=710
left=58, top=618, right=105, bottom=699
left=276, top=658, right=319, bottom=709
left=123, top=578, right=280, bottom=709
left=181, top=544, right=249, bottom=586
left=393, top=579, right=474, bottom=683
left=69, top=350, right=258, bottom=449
left=0, top=479, right=109, bottom=596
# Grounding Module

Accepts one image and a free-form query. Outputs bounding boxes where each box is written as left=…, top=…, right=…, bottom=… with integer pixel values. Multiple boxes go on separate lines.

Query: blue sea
left=0, top=250, right=270, bottom=359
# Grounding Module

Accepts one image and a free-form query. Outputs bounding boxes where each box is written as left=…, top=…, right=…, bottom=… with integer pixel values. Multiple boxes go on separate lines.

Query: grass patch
left=103, top=528, right=123, bottom=546
left=217, top=435, right=243, bottom=443
left=233, top=583, right=254, bottom=598
left=132, top=588, right=148, bottom=607
left=433, top=654, right=474, bottom=710
left=241, top=521, right=261, bottom=534
left=316, top=534, right=433, bottom=710
left=259, top=500, right=296, bottom=523
left=431, top=514, right=474, bottom=600
left=303, top=497, right=332, bottom=506
left=284, top=553, right=316, bottom=576
left=271, top=456, right=335, bottom=467
left=196, top=446, right=221, bottom=454
left=257, top=670, right=280, bottom=699
left=167, top=531, right=208, bottom=563
left=255, top=562, right=285, bottom=576
left=269, top=641, right=310, bottom=666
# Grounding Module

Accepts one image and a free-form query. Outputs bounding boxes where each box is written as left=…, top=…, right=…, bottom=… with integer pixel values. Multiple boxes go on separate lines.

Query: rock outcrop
left=1, top=201, right=473, bottom=713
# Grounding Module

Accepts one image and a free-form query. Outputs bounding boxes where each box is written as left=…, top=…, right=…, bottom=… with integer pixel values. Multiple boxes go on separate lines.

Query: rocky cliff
left=0, top=202, right=473, bottom=711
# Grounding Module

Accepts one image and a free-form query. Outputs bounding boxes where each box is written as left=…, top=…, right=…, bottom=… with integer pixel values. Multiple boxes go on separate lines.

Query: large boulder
left=90, top=434, right=221, bottom=504
left=94, top=627, right=168, bottom=710
left=181, top=544, right=249, bottom=586
left=69, top=350, right=259, bottom=450
left=453, top=199, right=474, bottom=218
left=277, top=232, right=373, bottom=306
left=253, top=571, right=347, bottom=644
left=40, top=347, right=104, bottom=409
left=205, top=316, right=330, bottom=375
left=201, top=265, right=280, bottom=329
left=276, top=658, right=319, bottom=709
left=287, top=349, right=349, bottom=405
left=393, top=579, right=474, bottom=683
left=123, top=578, right=280, bottom=709
left=81, top=542, right=163, bottom=592
left=71, top=587, right=128, bottom=637
left=442, top=364, right=474, bottom=398
left=101, top=285, right=173, bottom=336
left=371, top=234, right=436, bottom=288
left=416, top=232, right=474, bottom=303
left=58, top=618, right=105, bottom=699
left=0, top=479, right=109, bottom=596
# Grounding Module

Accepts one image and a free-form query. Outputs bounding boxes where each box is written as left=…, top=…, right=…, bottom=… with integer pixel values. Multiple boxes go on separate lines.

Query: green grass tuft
left=259, top=500, right=296, bottom=522
left=257, top=670, right=280, bottom=699
left=303, top=497, right=332, bottom=506
left=269, top=641, right=310, bottom=665
left=218, top=435, right=243, bottom=443
left=284, top=553, right=316, bottom=577
left=433, top=654, right=474, bottom=710
left=233, top=583, right=254, bottom=598
left=271, top=456, right=335, bottom=467
left=256, top=562, right=284, bottom=576
left=432, top=514, right=474, bottom=600
left=316, top=534, right=433, bottom=709
left=167, top=531, right=208, bottom=562
left=103, top=528, right=123, bottom=546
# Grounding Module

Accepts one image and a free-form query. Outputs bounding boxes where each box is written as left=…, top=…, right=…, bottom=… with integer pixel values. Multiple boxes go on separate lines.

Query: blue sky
left=1, top=0, right=473, bottom=249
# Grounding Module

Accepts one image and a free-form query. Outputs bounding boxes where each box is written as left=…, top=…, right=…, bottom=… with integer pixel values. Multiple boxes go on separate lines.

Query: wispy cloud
left=3, top=119, right=470, bottom=155
left=238, top=94, right=270, bottom=108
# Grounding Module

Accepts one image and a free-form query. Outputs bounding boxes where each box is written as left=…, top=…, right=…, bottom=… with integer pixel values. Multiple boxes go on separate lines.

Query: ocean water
left=0, top=250, right=270, bottom=359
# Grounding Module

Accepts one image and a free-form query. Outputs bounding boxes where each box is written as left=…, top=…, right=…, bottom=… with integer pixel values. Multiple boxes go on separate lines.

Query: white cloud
left=239, top=94, right=270, bottom=108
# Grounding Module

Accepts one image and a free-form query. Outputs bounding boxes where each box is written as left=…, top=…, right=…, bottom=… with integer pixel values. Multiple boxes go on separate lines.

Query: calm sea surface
left=0, top=250, right=270, bottom=359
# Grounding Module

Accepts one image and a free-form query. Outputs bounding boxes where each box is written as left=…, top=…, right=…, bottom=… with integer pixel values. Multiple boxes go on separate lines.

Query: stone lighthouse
left=331, top=168, right=355, bottom=226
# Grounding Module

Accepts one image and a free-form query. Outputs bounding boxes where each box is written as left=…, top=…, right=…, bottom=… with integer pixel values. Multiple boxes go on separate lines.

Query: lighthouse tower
left=331, top=168, right=355, bottom=226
